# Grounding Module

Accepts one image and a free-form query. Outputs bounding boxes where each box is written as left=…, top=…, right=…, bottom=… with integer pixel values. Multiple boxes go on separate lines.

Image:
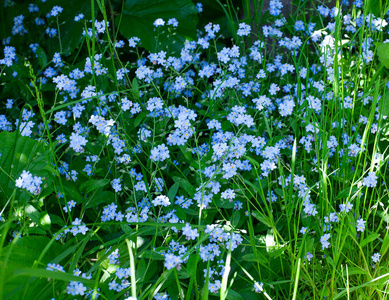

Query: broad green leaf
left=117, top=0, right=198, bottom=54
left=377, top=43, right=389, bottom=69
left=230, top=211, right=240, bottom=228
left=346, top=267, right=368, bottom=276
left=186, top=254, right=199, bottom=276
left=224, top=289, right=245, bottom=300
left=369, top=0, right=385, bottom=17
left=335, top=185, right=360, bottom=200
left=36, top=47, right=47, bottom=69
left=12, top=268, right=95, bottom=285
left=241, top=253, right=268, bottom=264
left=40, top=1, right=96, bottom=55
left=62, top=181, right=83, bottom=202
left=173, top=176, right=195, bottom=197
left=24, top=204, right=41, bottom=226
left=0, top=131, right=53, bottom=205
left=134, top=111, right=148, bottom=128
left=81, top=178, right=110, bottom=194
left=85, top=191, right=115, bottom=208
left=132, top=78, right=139, bottom=95
left=359, top=233, right=380, bottom=248
left=1, top=236, right=65, bottom=299
left=167, top=182, right=180, bottom=203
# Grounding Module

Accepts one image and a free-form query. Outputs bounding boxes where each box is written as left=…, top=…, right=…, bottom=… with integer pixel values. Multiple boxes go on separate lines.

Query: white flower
left=152, top=195, right=170, bottom=207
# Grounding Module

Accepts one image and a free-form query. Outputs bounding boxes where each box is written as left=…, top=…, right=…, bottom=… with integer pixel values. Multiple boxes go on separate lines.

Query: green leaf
left=186, top=254, right=199, bottom=276
left=377, top=43, right=389, bottom=69
left=13, top=268, right=94, bottom=284
left=369, top=0, right=385, bottom=17
left=85, top=191, right=115, bottom=208
left=40, top=1, right=96, bottom=55
left=379, top=93, right=389, bottom=117
left=36, top=47, right=47, bottom=68
left=241, top=253, right=268, bottom=264
left=335, top=185, right=360, bottom=200
left=167, top=182, right=180, bottom=203
left=134, top=111, right=148, bottom=128
left=172, top=176, right=195, bottom=197
left=117, top=0, right=198, bottom=54
left=346, top=267, right=368, bottom=276
left=132, top=78, right=139, bottom=95
left=251, top=211, right=272, bottom=228
left=179, top=145, right=192, bottom=161
left=360, top=233, right=380, bottom=248
left=243, top=155, right=259, bottom=168
left=225, top=289, right=245, bottom=300
left=0, top=131, right=53, bottom=204
left=380, top=234, right=389, bottom=257
left=230, top=211, right=240, bottom=228
left=1, top=236, right=65, bottom=299
left=24, top=204, right=41, bottom=226
left=81, top=179, right=110, bottom=194
left=241, top=177, right=267, bottom=196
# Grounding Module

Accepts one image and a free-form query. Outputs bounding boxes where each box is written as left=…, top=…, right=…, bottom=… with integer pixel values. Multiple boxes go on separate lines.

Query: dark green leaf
left=117, top=0, right=198, bottom=54
left=85, top=191, right=116, bottom=208
left=36, top=47, right=47, bottom=69
left=173, top=176, right=195, bottom=197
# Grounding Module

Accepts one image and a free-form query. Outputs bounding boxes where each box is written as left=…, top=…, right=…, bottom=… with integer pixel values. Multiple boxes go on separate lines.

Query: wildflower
left=300, top=227, right=308, bottom=234
left=237, top=23, right=251, bottom=36
left=182, top=223, right=199, bottom=240
left=150, top=144, right=170, bottom=162
left=74, top=13, right=84, bottom=21
left=111, top=178, right=122, bottom=192
left=339, top=202, right=353, bottom=213
left=47, top=263, right=65, bottom=272
left=363, top=172, right=378, bottom=188
left=164, top=253, right=182, bottom=270
left=50, top=6, right=63, bottom=17
left=356, top=218, right=366, bottom=232
left=167, top=18, right=178, bottom=27
left=5, top=99, right=13, bottom=109
left=69, top=132, right=87, bottom=153
left=196, top=3, right=203, bottom=13
left=306, top=252, right=313, bottom=261
left=152, top=195, right=170, bottom=207
left=209, top=280, right=221, bottom=293
left=254, top=281, right=263, bottom=293
left=128, top=37, right=140, bottom=47
left=269, top=0, right=283, bottom=16
left=0, top=46, right=17, bottom=67
left=63, top=200, right=76, bottom=213
left=371, top=253, right=381, bottom=263
left=153, top=18, right=165, bottom=27
left=146, top=97, right=163, bottom=112
left=67, top=281, right=86, bottom=296
left=15, top=170, right=42, bottom=195
left=320, top=233, right=331, bottom=249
